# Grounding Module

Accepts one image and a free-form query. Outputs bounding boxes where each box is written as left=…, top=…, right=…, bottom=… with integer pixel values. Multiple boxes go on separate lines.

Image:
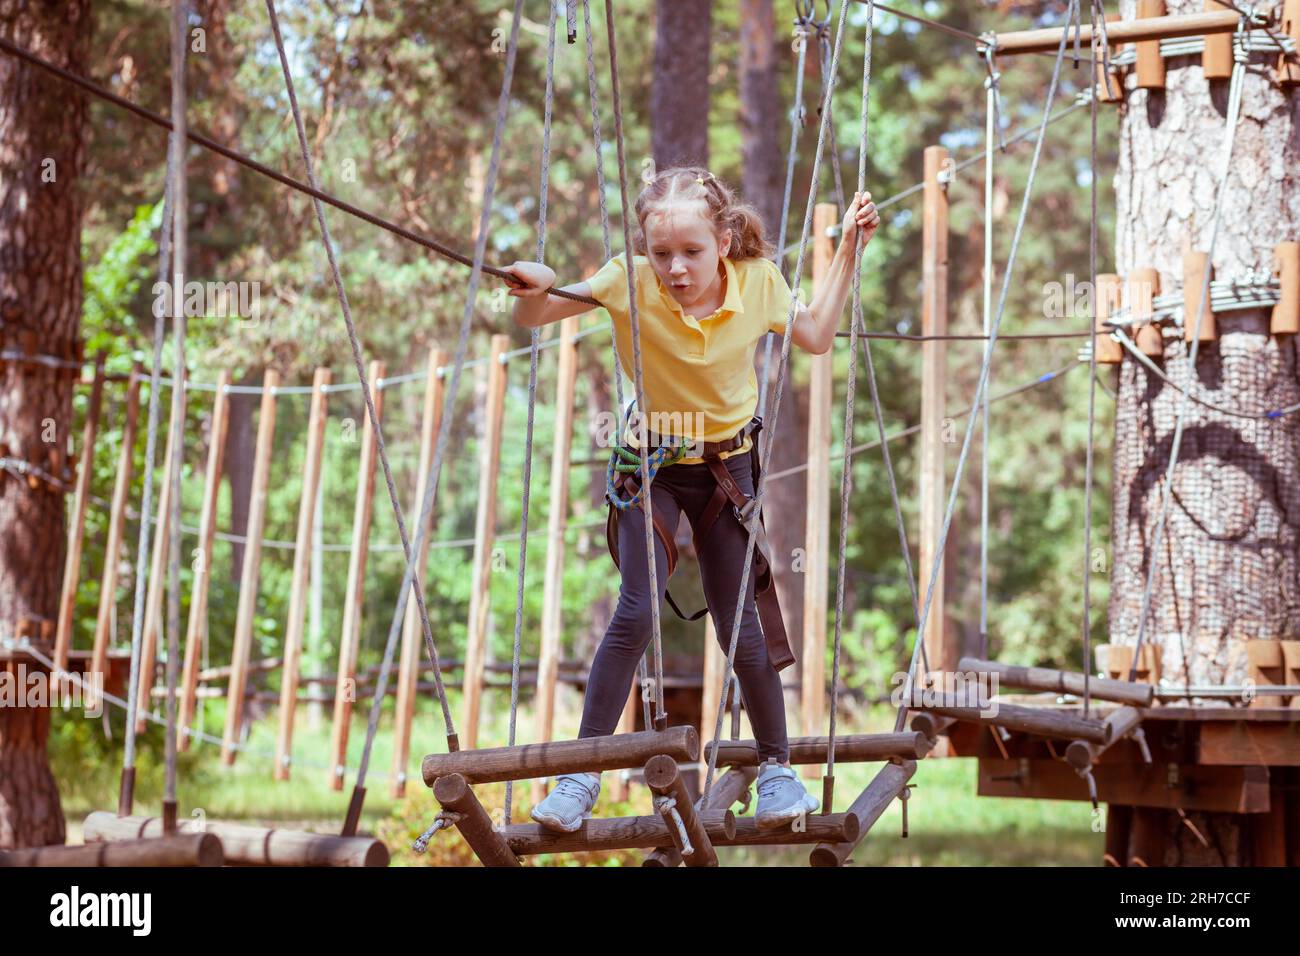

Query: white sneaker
left=753, top=758, right=819, bottom=830
left=529, top=772, right=601, bottom=833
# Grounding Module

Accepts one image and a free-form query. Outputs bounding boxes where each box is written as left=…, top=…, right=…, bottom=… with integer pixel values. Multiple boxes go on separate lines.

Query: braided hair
left=632, top=165, right=774, bottom=261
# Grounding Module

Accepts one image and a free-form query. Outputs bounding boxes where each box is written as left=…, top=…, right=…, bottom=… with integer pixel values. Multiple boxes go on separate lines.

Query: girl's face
left=643, top=201, right=732, bottom=310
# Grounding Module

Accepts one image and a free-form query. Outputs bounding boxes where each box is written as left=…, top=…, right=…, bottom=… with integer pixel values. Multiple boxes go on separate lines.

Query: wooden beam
left=988, top=9, right=1240, bottom=56
left=329, top=360, right=384, bottom=789
left=1104, top=803, right=1132, bottom=866
left=706, top=732, right=931, bottom=767
left=801, top=202, right=837, bottom=766
left=422, top=726, right=700, bottom=786
left=83, top=812, right=388, bottom=866
left=1198, top=720, right=1300, bottom=765
left=0, top=834, right=222, bottom=867
left=905, top=694, right=1112, bottom=743
left=1129, top=806, right=1166, bottom=866
left=54, top=356, right=105, bottom=695
left=1094, top=273, right=1125, bottom=364
left=91, top=363, right=142, bottom=681
left=958, top=656, right=1154, bottom=706
left=502, top=811, right=736, bottom=856
left=718, top=813, right=860, bottom=847
left=276, top=367, right=331, bottom=780
left=533, top=316, right=579, bottom=803
left=433, top=773, right=520, bottom=867
left=462, top=334, right=509, bottom=749
left=920, top=146, right=951, bottom=689
left=810, top=759, right=916, bottom=867
left=1272, top=241, right=1300, bottom=335
left=977, top=758, right=1271, bottom=813
left=221, top=369, right=278, bottom=766
left=179, top=369, right=230, bottom=749
left=1202, top=1, right=1235, bottom=80
left=1135, top=1, right=1168, bottom=90
left=393, top=348, right=447, bottom=795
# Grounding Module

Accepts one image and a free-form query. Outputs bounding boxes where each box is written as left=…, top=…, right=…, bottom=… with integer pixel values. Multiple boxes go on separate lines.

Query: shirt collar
left=653, top=256, right=745, bottom=317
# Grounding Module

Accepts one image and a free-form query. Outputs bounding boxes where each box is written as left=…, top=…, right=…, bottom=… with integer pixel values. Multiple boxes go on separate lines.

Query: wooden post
left=1095, top=273, right=1125, bottom=364
left=275, top=367, right=331, bottom=780
left=221, top=369, right=278, bottom=765
left=1278, top=0, right=1300, bottom=86
left=644, top=754, right=716, bottom=866
left=1202, top=1, right=1234, bottom=80
left=1135, top=0, right=1167, bottom=90
left=1272, top=241, right=1299, bottom=335
left=328, top=361, right=385, bottom=789
left=1182, top=250, right=1216, bottom=342
left=1094, top=12, right=1124, bottom=104
left=179, top=370, right=230, bottom=748
left=392, top=349, right=446, bottom=796
left=54, top=356, right=105, bottom=693
left=1104, top=803, right=1133, bottom=866
left=1129, top=806, right=1166, bottom=866
left=532, top=316, right=580, bottom=805
left=91, top=363, right=142, bottom=681
left=462, top=334, right=509, bottom=750
left=920, top=146, right=951, bottom=695
left=433, top=773, right=521, bottom=867
left=801, top=202, right=836, bottom=773
left=135, top=379, right=185, bottom=732
left=1128, top=267, right=1164, bottom=358
left=645, top=765, right=756, bottom=867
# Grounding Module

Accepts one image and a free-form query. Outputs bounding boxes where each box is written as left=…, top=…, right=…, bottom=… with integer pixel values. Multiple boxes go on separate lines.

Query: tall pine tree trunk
left=0, top=0, right=91, bottom=847
left=1110, top=0, right=1299, bottom=864
left=651, top=0, right=711, bottom=168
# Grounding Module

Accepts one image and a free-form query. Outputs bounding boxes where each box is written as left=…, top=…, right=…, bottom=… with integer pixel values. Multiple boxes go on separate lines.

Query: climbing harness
left=603, top=405, right=796, bottom=672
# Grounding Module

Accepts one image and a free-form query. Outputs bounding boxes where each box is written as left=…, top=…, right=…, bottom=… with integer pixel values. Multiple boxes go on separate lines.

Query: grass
left=49, top=686, right=1103, bottom=865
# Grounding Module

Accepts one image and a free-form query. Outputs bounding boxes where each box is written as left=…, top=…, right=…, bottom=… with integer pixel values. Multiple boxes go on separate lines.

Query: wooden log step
left=433, top=773, right=520, bottom=867
left=904, top=693, right=1111, bottom=744
left=910, top=712, right=956, bottom=741
left=644, top=754, right=715, bottom=866
left=644, top=765, right=756, bottom=868
left=421, top=727, right=699, bottom=786
left=81, top=812, right=388, bottom=867
left=811, top=759, right=917, bottom=867
left=958, top=656, right=1154, bottom=706
left=704, top=732, right=931, bottom=766
left=1066, top=707, right=1146, bottom=771
left=714, top=813, right=860, bottom=847
left=501, top=810, right=737, bottom=856
left=0, top=834, right=223, bottom=867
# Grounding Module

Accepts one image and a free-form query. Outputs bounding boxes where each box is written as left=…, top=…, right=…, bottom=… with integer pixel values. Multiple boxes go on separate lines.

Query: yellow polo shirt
left=586, top=254, right=794, bottom=465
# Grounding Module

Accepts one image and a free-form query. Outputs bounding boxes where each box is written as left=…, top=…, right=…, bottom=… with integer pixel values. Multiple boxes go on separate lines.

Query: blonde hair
left=633, top=166, right=774, bottom=261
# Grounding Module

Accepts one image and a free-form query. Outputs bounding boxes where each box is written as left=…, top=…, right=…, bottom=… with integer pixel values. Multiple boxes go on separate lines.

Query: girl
left=506, top=166, right=879, bottom=833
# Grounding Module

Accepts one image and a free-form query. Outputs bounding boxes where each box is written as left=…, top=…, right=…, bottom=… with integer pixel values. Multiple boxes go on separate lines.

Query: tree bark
left=651, top=0, right=711, bottom=169
left=739, top=0, right=808, bottom=685
left=0, top=0, right=92, bottom=848
left=1110, top=0, right=1299, bottom=864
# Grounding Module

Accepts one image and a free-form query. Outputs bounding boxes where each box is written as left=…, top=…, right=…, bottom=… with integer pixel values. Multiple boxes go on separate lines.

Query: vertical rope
left=702, top=0, right=852, bottom=805
left=352, top=0, right=529, bottom=794
left=162, top=0, right=188, bottom=825
left=119, top=139, right=174, bottom=801
left=894, top=0, right=1080, bottom=734
left=826, top=0, right=875, bottom=805
left=603, top=0, right=667, bottom=728
left=979, top=50, right=997, bottom=659
left=578, top=0, right=651, bottom=734
left=503, top=0, right=559, bottom=826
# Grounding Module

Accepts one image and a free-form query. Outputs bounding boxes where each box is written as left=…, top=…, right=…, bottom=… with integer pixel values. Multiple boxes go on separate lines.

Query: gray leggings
left=578, top=451, right=790, bottom=763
